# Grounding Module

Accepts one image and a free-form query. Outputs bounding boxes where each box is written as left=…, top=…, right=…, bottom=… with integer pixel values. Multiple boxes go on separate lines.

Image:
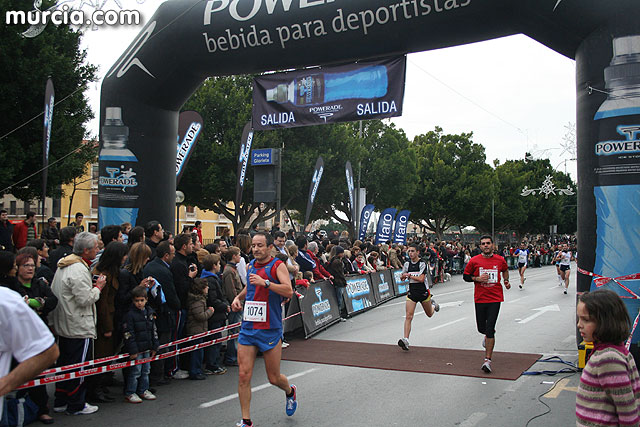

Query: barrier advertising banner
left=176, top=111, right=203, bottom=185
left=392, top=269, right=409, bottom=296
left=375, top=207, right=397, bottom=244
left=343, top=274, right=376, bottom=315
left=252, top=56, right=406, bottom=130
left=393, top=210, right=411, bottom=244
left=298, top=280, right=341, bottom=337
left=358, top=204, right=375, bottom=241
left=370, top=269, right=395, bottom=303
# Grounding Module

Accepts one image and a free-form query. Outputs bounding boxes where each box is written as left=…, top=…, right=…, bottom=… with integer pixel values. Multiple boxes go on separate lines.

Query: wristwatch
left=264, top=280, right=270, bottom=288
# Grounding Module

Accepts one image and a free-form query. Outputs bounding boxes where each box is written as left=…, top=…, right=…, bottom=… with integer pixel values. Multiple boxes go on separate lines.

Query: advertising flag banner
left=303, top=156, right=324, bottom=231
left=176, top=111, right=203, bottom=185
left=375, top=208, right=397, bottom=244
left=358, top=204, right=375, bottom=241
left=393, top=210, right=411, bottom=244
left=234, top=121, right=254, bottom=220
left=345, top=161, right=356, bottom=228
left=252, top=56, right=406, bottom=130
left=42, top=78, right=54, bottom=207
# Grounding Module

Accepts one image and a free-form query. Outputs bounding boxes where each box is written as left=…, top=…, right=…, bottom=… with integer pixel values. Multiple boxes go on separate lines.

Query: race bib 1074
left=243, top=301, right=267, bottom=322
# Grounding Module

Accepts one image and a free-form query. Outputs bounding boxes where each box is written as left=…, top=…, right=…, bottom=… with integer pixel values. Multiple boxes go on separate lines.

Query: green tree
left=408, top=127, right=493, bottom=239
left=0, top=0, right=98, bottom=201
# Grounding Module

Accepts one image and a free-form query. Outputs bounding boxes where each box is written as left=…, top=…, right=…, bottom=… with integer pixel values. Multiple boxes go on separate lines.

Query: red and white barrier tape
left=27, top=311, right=304, bottom=388
left=18, top=333, right=239, bottom=389
left=36, top=322, right=242, bottom=377
left=578, top=267, right=640, bottom=349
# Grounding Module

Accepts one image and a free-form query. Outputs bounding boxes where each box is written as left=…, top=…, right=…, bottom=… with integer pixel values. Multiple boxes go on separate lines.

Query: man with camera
left=51, top=232, right=105, bottom=415
left=170, top=233, right=199, bottom=379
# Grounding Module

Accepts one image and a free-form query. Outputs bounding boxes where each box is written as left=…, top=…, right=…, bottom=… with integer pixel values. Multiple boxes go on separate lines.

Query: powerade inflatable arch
left=100, top=0, right=640, bottom=324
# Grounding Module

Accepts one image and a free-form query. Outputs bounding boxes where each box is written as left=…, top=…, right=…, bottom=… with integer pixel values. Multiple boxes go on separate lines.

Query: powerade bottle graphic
left=265, top=65, right=388, bottom=105
left=98, top=107, right=139, bottom=229
left=592, top=35, right=640, bottom=343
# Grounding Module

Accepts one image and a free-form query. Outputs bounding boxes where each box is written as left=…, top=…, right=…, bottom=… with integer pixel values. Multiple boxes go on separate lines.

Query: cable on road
left=524, top=372, right=578, bottom=427
left=522, top=355, right=579, bottom=376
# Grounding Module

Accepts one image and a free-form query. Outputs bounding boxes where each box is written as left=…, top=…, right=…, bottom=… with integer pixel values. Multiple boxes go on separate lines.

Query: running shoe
left=564, top=289, right=568, bottom=295
left=213, top=367, right=227, bottom=375
left=432, top=299, right=440, bottom=312
left=125, top=393, right=142, bottom=404
left=173, top=369, right=189, bottom=380
left=236, top=422, right=253, bottom=427
left=286, top=384, right=297, bottom=416
left=519, top=284, right=523, bottom=289
left=282, top=341, right=290, bottom=348
left=481, top=359, right=492, bottom=373
left=398, top=338, right=410, bottom=351
left=141, top=390, right=157, bottom=400
left=67, top=403, right=99, bottom=415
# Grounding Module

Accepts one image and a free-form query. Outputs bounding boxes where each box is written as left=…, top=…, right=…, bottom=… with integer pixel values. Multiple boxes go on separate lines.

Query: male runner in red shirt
left=463, top=235, right=510, bottom=373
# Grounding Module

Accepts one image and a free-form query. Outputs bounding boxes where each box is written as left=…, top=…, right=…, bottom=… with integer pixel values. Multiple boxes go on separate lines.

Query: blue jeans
left=125, top=352, right=150, bottom=396
left=335, top=287, right=347, bottom=317
left=189, top=339, right=204, bottom=377
left=224, top=311, right=242, bottom=364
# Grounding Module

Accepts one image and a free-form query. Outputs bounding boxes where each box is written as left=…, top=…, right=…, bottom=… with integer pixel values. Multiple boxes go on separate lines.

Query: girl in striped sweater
left=576, top=289, right=640, bottom=426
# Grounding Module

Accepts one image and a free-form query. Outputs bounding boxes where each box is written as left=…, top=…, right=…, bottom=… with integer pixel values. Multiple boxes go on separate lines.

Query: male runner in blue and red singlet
left=231, top=232, right=297, bottom=427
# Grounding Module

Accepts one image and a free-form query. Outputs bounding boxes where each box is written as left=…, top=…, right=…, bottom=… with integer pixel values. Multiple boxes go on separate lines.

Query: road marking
left=438, top=300, right=464, bottom=308
left=430, top=317, right=468, bottom=330
left=543, top=378, right=578, bottom=398
left=506, top=296, right=527, bottom=304
left=517, top=304, right=560, bottom=324
left=199, top=368, right=317, bottom=408
left=460, top=412, right=487, bottom=426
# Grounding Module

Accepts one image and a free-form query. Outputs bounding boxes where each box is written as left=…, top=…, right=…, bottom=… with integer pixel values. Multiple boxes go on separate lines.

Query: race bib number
left=243, top=301, right=267, bottom=323
left=479, top=268, right=499, bottom=284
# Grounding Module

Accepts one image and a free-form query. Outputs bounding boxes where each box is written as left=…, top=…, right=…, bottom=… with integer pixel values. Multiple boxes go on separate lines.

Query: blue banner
left=345, top=161, right=356, bottom=229
left=393, top=210, right=411, bottom=244
left=375, top=208, right=397, bottom=244
left=176, top=111, right=203, bottom=185
left=358, top=204, right=375, bottom=241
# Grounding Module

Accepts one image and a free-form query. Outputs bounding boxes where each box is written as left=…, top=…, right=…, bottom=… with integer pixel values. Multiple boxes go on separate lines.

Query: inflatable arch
left=100, top=0, right=640, bottom=320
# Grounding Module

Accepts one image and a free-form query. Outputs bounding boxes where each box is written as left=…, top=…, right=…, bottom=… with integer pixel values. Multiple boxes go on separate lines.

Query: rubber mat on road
left=281, top=339, right=541, bottom=381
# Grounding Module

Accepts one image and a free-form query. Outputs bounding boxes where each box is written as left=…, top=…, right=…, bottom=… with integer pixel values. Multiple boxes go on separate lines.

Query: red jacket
left=12, top=220, right=37, bottom=250
left=307, top=250, right=331, bottom=280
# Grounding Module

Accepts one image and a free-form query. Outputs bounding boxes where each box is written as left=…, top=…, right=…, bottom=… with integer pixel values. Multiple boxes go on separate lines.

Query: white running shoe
left=68, top=403, right=99, bottom=415
left=481, top=359, right=492, bottom=373
left=398, top=338, right=410, bottom=351
left=125, top=393, right=143, bottom=404
left=172, top=370, right=189, bottom=380
left=432, top=299, right=440, bottom=312
left=282, top=341, right=290, bottom=348
left=141, top=390, right=157, bottom=400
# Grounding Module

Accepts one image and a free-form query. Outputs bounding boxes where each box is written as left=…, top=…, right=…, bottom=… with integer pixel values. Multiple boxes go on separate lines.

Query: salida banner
left=252, top=56, right=406, bottom=130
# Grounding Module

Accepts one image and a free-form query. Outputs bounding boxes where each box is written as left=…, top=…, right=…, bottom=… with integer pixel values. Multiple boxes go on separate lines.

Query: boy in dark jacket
left=201, top=254, right=230, bottom=375
left=122, top=286, right=159, bottom=403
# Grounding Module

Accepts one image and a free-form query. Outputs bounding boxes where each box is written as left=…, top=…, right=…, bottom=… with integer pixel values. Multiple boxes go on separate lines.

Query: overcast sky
left=80, top=0, right=577, bottom=179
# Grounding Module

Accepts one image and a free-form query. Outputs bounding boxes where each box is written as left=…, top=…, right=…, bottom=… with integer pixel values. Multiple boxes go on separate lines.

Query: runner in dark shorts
left=397, top=243, right=439, bottom=351
left=463, top=235, right=510, bottom=373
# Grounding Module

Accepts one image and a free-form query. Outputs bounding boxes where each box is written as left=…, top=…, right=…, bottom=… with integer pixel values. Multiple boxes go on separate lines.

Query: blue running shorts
left=238, top=328, right=282, bottom=353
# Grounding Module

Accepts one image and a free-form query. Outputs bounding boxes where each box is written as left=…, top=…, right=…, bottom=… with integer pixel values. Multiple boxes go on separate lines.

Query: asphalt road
left=48, top=263, right=581, bottom=427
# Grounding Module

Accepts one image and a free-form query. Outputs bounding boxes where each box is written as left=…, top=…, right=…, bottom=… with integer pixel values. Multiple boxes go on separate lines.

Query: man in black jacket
left=48, top=226, right=76, bottom=272
left=0, top=210, right=14, bottom=252
left=142, top=241, right=180, bottom=384
left=170, top=233, right=198, bottom=379
left=144, top=221, right=164, bottom=260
